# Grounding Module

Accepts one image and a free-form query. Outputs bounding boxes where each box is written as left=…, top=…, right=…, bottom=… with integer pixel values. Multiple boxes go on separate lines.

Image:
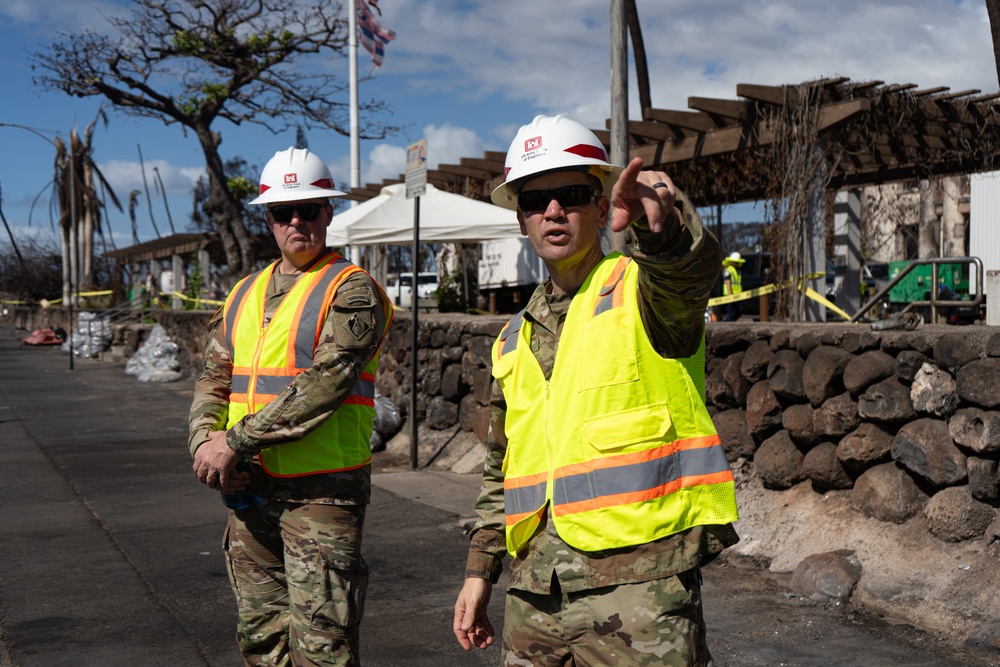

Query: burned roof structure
left=344, top=78, right=1000, bottom=206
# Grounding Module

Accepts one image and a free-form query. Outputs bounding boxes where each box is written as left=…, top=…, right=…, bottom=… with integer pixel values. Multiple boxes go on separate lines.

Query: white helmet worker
left=249, top=147, right=345, bottom=205
left=491, top=114, right=624, bottom=210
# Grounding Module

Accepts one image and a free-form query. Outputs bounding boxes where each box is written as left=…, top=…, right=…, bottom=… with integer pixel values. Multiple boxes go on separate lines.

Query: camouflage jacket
left=465, top=193, right=740, bottom=594
left=188, top=265, right=389, bottom=505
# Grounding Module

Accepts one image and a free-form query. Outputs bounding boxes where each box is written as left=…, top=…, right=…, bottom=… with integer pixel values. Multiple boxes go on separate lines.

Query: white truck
left=477, top=238, right=548, bottom=314
left=385, top=272, right=439, bottom=310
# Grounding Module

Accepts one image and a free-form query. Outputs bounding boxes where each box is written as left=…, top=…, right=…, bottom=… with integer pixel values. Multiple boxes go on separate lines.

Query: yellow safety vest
left=492, top=253, right=738, bottom=556
left=223, top=253, right=392, bottom=477
left=724, top=265, right=742, bottom=295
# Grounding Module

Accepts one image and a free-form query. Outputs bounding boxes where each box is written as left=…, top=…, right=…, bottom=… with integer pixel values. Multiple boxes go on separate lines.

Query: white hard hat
left=490, top=114, right=624, bottom=210
left=249, top=147, right=345, bottom=205
left=729, top=251, right=742, bottom=261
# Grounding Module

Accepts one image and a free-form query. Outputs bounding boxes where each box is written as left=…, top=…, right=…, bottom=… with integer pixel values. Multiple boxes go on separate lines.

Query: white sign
left=405, top=138, right=427, bottom=199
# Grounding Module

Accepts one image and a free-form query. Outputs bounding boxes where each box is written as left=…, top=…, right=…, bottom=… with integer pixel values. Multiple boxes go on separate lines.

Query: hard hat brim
left=491, top=164, right=623, bottom=210
left=249, top=187, right=345, bottom=205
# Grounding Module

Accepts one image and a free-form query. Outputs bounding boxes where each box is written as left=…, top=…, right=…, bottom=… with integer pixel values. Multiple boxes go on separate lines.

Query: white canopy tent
left=326, top=182, right=521, bottom=246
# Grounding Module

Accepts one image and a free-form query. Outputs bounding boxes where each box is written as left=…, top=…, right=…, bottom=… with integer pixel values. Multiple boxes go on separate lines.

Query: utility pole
left=609, top=0, right=629, bottom=253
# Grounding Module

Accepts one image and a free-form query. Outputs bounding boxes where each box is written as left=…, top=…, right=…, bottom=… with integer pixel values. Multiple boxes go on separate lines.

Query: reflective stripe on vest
left=495, top=311, right=524, bottom=362
left=494, top=252, right=737, bottom=555
left=223, top=253, right=391, bottom=477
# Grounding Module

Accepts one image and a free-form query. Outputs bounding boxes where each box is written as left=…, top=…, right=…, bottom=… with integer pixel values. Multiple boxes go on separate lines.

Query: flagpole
left=348, top=0, right=361, bottom=266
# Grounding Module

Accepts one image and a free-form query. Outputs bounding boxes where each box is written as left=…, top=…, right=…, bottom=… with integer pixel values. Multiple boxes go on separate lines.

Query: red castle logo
left=284, top=173, right=298, bottom=184
left=524, top=136, right=542, bottom=152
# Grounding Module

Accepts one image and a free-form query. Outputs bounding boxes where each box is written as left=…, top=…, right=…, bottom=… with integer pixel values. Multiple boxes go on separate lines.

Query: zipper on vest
left=247, top=322, right=268, bottom=408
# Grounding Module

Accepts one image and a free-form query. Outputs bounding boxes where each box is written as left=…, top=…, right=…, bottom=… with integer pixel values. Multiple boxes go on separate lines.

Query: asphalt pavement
left=0, top=321, right=995, bottom=667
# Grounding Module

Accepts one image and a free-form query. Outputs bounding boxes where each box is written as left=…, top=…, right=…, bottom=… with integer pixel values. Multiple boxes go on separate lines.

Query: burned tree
left=32, top=0, right=397, bottom=280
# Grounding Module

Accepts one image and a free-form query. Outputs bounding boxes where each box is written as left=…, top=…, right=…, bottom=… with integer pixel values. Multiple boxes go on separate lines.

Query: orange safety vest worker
left=223, top=253, right=392, bottom=477
left=492, top=253, right=738, bottom=556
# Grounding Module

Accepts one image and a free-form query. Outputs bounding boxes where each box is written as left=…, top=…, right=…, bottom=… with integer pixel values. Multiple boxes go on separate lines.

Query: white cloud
left=362, top=143, right=407, bottom=186
left=327, top=123, right=486, bottom=189
left=0, top=0, right=122, bottom=33
left=97, top=159, right=205, bottom=202
left=422, top=123, right=484, bottom=169
left=380, top=0, right=995, bottom=129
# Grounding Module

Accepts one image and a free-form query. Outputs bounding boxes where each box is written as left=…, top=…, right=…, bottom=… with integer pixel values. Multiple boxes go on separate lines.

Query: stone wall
left=704, top=321, right=1000, bottom=649
left=705, top=322, right=1000, bottom=540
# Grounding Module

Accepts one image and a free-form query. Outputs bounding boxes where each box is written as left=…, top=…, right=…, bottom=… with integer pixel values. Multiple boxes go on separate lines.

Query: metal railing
left=851, top=256, right=984, bottom=324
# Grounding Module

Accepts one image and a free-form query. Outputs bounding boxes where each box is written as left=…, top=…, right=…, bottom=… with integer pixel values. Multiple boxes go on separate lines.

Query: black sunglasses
left=267, top=203, right=325, bottom=223
left=518, top=184, right=600, bottom=212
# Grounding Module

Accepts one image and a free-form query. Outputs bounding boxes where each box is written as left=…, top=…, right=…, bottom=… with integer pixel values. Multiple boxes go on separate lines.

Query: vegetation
left=0, top=236, right=64, bottom=304
left=435, top=267, right=478, bottom=313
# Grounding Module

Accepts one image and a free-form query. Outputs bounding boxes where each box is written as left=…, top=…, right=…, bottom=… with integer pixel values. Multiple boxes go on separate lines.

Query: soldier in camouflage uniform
left=453, top=115, right=739, bottom=666
left=190, top=147, right=392, bottom=666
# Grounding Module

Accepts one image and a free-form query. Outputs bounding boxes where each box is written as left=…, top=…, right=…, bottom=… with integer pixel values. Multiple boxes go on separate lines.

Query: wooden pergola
left=343, top=78, right=1000, bottom=206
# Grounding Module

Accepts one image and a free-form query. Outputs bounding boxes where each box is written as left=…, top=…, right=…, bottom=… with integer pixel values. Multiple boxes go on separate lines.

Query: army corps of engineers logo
left=524, top=136, right=542, bottom=152
left=283, top=173, right=298, bottom=186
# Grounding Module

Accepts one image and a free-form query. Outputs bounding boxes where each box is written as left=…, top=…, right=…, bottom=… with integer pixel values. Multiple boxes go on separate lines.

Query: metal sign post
left=405, top=139, right=427, bottom=469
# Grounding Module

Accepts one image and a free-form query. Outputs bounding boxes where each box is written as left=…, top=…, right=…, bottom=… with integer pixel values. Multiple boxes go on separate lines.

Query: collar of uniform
left=524, top=278, right=571, bottom=336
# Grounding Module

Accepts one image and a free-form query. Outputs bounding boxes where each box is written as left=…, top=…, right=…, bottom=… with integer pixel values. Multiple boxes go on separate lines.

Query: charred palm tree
left=52, top=109, right=123, bottom=301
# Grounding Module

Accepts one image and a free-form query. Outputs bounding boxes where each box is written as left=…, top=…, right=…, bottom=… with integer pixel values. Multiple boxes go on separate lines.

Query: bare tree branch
left=32, top=0, right=398, bottom=278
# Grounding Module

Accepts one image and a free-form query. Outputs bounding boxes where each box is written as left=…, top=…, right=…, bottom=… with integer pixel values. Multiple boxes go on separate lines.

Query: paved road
left=0, top=322, right=995, bottom=666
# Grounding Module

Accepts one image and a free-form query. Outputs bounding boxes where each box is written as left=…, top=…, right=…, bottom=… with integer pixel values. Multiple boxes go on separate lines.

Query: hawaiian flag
left=356, top=0, right=396, bottom=68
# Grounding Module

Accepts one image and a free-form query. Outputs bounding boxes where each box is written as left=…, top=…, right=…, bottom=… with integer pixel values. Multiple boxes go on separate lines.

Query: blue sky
left=0, top=0, right=996, bottom=248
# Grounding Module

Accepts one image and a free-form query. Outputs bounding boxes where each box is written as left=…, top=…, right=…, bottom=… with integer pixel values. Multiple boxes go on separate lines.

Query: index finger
left=610, top=157, right=646, bottom=231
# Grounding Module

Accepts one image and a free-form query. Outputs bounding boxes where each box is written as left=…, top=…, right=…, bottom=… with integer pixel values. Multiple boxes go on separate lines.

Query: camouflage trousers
left=224, top=500, right=368, bottom=666
left=502, top=568, right=712, bottom=667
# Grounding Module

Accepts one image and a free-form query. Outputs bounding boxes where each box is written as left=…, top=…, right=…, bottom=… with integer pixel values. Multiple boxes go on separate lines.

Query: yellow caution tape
left=708, top=272, right=825, bottom=307
left=800, top=287, right=852, bottom=321
left=708, top=272, right=852, bottom=321
left=166, top=291, right=226, bottom=308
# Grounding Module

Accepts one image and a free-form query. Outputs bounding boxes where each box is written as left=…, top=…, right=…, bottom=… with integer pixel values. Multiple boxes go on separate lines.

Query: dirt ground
left=702, top=552, right=998, bottom=667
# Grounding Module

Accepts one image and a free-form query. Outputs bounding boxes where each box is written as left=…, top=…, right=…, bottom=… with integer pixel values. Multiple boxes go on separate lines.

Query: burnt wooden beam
left=932, top=89, right=982, bottom=102
left=844, top=80, right=885, bottom=93
left=818, top=76, right=851, bottom=88
left=483, top=151, right=507, bottom=163
left=426, top=171, right=458, bottom=186
left=688, top=96, right=748, bottom=120
left=592, top=129, right=613, bottom=148
left=912, top=86, right=950, bottom=97
left=737, top=83, right=794, bottom=106
left=644, top=108, right=720, bottom=131
left=461, top=157, right=505, bottom=172
left=916, top=98, right=1000, bottom=126
left=816, top=98, right=872, bottom=131
left=617, top=119, right=681, bottom=141
left=881, top=83, right=918, bottom=94
left=438, top=163, right=495, bottom=180
left=632, top=98, right=871, bottom=166
left=966, top=92, right=1000, bottom=104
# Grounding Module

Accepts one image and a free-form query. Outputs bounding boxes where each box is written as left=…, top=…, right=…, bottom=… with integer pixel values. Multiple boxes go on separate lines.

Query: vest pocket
left=579, top=316, right=639, bottom=390
left=582, top=402, right=672, bottom=452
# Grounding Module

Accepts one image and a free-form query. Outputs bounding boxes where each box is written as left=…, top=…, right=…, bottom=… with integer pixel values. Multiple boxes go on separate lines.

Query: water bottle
left=221, top=459, right=260, bottom=510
